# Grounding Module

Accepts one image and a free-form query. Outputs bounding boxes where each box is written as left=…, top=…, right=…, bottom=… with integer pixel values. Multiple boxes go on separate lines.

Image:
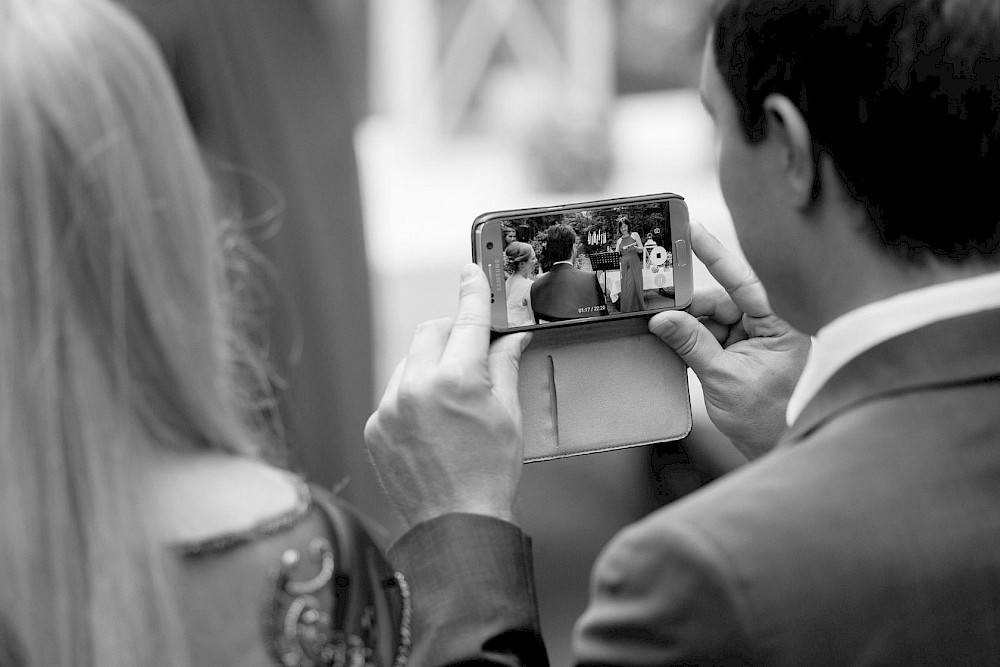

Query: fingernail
left=461, top=264, right=479, bottom=282
left=651, top=318, right=675, bottom=335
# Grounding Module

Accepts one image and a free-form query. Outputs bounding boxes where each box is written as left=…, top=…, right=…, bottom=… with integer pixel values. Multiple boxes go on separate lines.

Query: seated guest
left=0, top=1, right=406, bottom=665
left=530, top=224, right=607, bottom=322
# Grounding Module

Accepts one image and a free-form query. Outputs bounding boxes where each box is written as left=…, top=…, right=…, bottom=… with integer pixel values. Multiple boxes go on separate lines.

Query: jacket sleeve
left=388, top=514, right=549, bottom=666
left=573, top=520, right=758, bottom=666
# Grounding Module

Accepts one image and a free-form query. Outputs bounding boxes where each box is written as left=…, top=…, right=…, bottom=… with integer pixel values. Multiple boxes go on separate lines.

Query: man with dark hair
left=366, top=1, right=1000, bottom=664
left=529, top=224, right=608, bottom=323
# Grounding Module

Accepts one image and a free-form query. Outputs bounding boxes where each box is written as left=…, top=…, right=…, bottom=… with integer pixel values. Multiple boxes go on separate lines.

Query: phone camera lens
left=486, top=242, right=494, bottom=249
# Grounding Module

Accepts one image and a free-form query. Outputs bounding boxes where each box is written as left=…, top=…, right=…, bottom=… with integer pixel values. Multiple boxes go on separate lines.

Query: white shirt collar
left=786, top=270, right=1000, bottom=425
left=552, top=260, right=574, bottom=267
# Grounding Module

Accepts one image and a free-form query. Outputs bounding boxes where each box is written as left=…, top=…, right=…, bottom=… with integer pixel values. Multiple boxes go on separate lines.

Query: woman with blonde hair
left=0, top=1, right=407, bottom=665
left=504, top=241, right=537, bottom=326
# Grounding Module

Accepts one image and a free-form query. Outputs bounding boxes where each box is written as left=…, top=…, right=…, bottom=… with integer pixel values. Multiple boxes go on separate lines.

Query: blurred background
left=123, top=1, right=750, bottom=663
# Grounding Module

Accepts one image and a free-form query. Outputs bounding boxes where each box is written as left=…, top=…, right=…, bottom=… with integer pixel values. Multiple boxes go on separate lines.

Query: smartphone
left=472, top=193, right=693, bottom=333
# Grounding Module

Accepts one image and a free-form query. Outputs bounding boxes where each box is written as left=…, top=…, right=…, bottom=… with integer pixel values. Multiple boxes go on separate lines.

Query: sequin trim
left=392, top=572, right=412, bottom=667
left=175, top=477, right=312, bottom=558
left=263, top=542, right=411, bottom=667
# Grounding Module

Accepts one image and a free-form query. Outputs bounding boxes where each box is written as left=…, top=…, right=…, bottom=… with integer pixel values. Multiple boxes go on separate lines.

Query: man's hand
left=365, top=264, right=531, bottom=528
left=650, top=222, right=810, bottom=459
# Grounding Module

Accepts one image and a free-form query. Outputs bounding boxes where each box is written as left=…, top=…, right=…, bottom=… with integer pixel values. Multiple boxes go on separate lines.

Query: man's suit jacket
left=530, top=264, right=607, bottom=322
left=390, top=308, right=1000, bottom=666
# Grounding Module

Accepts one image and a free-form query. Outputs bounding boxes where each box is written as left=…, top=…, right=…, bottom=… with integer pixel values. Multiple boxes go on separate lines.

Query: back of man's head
left=712, top=0, right=1000, bottom=262
left=546, top=224, right=578, bottom=264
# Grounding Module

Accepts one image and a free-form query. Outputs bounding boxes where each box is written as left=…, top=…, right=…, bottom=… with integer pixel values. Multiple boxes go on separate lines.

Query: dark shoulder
left=531, top=270, right=552, bottom=286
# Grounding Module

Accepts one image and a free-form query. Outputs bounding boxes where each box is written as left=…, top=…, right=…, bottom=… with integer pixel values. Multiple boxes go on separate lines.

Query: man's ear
left=762, top=93, right=815, bottom=208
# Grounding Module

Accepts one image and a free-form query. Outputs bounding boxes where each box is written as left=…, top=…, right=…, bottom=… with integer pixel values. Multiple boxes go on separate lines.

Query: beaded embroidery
left=172, top=477, right=409, bottom=666
left=262, top=538, right=411, bottom=667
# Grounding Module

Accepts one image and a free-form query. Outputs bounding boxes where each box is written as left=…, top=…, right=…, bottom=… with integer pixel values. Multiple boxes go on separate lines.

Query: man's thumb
left=648, top=311, right=725, bottom=378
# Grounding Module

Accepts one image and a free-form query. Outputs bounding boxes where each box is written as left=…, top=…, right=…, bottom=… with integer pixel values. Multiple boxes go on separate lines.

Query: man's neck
left=775, top=204, right=991, bottom=335
left=787, top=269, right=1000, bottom=425
left=811, top=253, right=994, bottom=333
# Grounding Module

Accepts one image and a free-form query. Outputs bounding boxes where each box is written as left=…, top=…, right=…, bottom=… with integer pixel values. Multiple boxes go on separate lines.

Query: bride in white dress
left=504, top=241, right=537, bottom=327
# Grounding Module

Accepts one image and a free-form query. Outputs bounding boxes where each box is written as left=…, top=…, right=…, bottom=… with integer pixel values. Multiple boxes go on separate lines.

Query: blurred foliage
left=616, top=0, right=711, bottom=93
left=522, top=105, right=614, bottom=193
left=424, top=0, right=711, bottom=192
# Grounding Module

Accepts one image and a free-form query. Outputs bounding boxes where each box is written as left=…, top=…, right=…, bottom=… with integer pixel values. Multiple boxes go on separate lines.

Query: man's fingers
left=488, top=332, right=531, bottom=417
left=443, top=264, right=493, bottom=367
left=700, top=317, right=732, bottom=346
left=378, top=358, right=406, bottom=407
left=403, top=317, right=453, bottom=379
left=685, top=285, right=744, bottom=325
left=649, top=309, right=729, bottom=379
left=690, top=221, right=771, bottom=319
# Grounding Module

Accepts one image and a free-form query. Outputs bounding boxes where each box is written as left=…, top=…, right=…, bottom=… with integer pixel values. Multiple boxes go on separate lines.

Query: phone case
left=517, top=315, right=692, bottom=462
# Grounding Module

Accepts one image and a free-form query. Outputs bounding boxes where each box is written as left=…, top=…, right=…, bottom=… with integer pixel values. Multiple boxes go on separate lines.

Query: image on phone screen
left=480, top=197, right=682, bottom=331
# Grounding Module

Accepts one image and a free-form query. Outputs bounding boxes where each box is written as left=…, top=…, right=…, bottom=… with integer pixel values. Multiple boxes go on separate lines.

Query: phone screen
left=475, top=195, right=690, bottom=332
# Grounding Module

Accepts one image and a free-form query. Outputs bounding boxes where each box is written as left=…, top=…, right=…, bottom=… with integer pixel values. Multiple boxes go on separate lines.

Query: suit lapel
left=783, top=307, right=1000, bottom=444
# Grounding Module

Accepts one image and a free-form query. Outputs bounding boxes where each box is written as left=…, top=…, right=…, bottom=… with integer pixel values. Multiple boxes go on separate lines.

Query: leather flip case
left=518, top=316, right=692, bottom=462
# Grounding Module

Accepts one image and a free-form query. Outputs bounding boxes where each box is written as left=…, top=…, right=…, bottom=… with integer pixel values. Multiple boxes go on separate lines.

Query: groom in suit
left=529, top=224, right=607, bottom=323
left=366, top=0, right=1000, bottom=664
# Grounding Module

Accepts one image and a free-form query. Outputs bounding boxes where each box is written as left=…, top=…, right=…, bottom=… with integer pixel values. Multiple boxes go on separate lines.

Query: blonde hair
left=0, top=0, right=275, bottom=664
left=505, top=241, right=534, bottom=275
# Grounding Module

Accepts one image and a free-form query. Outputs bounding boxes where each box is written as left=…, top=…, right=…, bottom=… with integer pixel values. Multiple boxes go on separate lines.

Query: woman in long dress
left=505, top=242, right=537, bottom=326
left=616, top=220, right=646, bottom=312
